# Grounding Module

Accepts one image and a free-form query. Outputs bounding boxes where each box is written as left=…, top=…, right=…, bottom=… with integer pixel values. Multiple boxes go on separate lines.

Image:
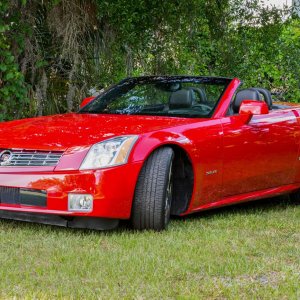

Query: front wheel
left=131, top=147, right=174, bottom=231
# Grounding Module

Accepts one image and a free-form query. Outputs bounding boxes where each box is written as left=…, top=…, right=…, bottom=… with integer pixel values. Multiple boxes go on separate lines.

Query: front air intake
left=0, top=186, right=47, bottom=207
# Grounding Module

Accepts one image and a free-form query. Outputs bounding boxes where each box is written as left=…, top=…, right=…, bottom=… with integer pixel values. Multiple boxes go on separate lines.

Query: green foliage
left=0, top=0, right=29, bottom=121
left=278, top=19, right=300, bottom=101
left=0, top=0, right=299, bottom=120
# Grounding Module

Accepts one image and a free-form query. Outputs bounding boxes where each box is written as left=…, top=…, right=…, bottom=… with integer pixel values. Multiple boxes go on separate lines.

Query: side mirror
left=80, top=96, right=95, bottom=108
left=239, top=100, right=269, bottom=116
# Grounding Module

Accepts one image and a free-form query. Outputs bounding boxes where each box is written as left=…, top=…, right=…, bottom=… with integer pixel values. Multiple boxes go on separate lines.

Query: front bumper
left=0, top=161, right=143, bottom=220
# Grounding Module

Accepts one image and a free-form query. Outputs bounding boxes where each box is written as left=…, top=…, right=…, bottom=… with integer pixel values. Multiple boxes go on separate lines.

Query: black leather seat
left=169, top=89, right=195, bottom=109
left=232, top=89, right=261, bottom=113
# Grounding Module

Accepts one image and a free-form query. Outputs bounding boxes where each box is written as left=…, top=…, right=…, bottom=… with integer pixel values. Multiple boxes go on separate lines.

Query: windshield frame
left=78, top=76, right=232, bottom=118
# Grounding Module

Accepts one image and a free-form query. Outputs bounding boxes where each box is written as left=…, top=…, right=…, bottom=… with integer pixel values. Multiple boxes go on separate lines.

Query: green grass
left=0, top=196, right=299, bottom=299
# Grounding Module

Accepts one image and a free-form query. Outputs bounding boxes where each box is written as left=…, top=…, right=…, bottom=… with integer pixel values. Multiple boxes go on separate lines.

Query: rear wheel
left=132, top=147, right=174, bottom=231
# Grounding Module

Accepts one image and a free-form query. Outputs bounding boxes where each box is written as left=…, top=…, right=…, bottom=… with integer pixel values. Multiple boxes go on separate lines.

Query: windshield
left=79, top=76, right=231, bottom=118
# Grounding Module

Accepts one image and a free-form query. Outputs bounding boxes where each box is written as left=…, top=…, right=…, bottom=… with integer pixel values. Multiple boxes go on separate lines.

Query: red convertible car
left=0, top=76, right=299, bottom=231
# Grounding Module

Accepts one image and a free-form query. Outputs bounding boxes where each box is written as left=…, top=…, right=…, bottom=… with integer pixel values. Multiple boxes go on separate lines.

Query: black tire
left=132, top=147, right=174, bottom=231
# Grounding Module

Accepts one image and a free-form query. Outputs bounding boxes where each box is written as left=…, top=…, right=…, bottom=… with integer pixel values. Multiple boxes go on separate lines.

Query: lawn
left=0, top=196, right=299, bottom=299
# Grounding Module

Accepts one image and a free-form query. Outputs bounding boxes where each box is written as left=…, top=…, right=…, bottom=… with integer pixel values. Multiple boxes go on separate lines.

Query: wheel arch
left=132, top=142, right=195, bottom=216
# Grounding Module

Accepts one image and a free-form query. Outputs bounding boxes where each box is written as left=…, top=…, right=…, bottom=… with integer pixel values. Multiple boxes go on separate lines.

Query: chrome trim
left=0, top=149, right=63, bottom=167
left=0, top=150, right=13, bottom=166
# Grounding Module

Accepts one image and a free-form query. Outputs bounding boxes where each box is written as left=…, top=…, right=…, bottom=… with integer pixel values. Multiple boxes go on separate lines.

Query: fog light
left=68, top=194, right=93, bottom=212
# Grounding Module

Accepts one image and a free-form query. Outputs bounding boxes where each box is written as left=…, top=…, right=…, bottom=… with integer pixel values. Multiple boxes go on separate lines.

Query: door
left=221, top=109, right=300, bottom=197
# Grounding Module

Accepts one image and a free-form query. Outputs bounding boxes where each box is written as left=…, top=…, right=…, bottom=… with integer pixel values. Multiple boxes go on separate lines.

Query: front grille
left=0, top=149, right=63, bottom=167
left=0, top=186, right=47, bottom=207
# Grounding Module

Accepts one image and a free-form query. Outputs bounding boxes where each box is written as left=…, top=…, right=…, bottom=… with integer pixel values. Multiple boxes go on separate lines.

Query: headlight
left=80, top=135, right=138, bottom=170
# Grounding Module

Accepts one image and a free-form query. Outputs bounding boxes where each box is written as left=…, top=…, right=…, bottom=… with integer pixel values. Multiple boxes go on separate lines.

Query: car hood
left=0, top=113, right=200, bottom=151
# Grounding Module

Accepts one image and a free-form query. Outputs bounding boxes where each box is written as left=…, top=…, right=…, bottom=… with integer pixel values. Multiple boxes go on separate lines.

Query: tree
left=0, top=0, right=298, bottom=121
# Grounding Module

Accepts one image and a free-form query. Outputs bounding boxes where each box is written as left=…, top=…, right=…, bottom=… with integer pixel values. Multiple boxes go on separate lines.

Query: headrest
left=251, top=87, right=272, bottom=109
left=169, top=89, right=194, bottom=109
left=233, top=89, right=261, bottom=113
left=189, top=87, right=207, bottom=103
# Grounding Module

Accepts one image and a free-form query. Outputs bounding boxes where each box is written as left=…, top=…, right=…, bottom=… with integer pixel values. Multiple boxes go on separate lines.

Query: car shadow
left=0, top=195, right=298, bottom=235
left=175, top=194, right=298, bottom=222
